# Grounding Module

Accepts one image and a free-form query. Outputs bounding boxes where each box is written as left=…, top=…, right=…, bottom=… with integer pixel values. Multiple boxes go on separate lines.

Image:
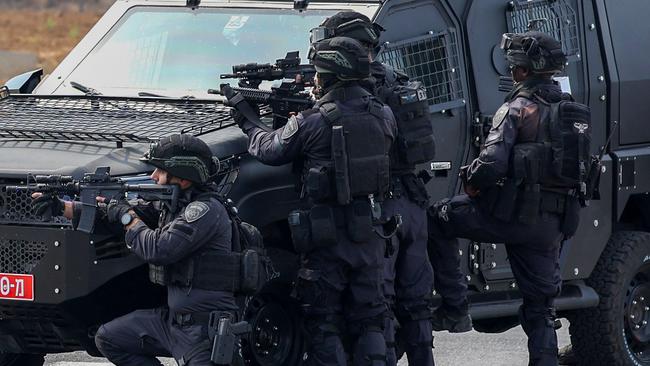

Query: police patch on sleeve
left=184, top=201, right=210, bottom=223
left=492, top=103, right=509, bottom=129
left=281, top=116, right=299, bottom=141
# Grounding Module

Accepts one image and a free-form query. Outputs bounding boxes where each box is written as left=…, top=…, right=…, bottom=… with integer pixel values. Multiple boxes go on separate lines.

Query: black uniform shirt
left=125, top=187, right=238, bottom=314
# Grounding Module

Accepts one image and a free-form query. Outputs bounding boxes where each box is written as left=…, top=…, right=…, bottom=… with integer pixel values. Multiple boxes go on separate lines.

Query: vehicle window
left=61, top=7, right=335, bottom=96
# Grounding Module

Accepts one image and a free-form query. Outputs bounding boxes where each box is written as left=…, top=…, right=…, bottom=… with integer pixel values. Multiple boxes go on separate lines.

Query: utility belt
left=388, top=173, right=430, bottom=208
left=149, top=250, right=263, bottom=295
left=174, top=310, right=251, bottom=366
left=483, top=181, right=580, bottom=236
left=288, top=198, right=401, bottom=253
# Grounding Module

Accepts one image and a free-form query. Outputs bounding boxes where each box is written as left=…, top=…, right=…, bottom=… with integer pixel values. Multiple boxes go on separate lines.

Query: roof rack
left=0, top=92, right=243, bottom=146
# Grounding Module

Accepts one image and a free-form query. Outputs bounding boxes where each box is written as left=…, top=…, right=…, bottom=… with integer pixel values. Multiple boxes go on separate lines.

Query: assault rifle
left=209, top=51, right=316, bottom=129
left=9, top=166, right=180, bottom=234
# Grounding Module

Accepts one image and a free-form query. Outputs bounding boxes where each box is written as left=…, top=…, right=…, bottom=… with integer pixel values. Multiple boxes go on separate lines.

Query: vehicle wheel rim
left=247, top=301, right=294, bottom=365
left=625, top=263, right=650, bottom=362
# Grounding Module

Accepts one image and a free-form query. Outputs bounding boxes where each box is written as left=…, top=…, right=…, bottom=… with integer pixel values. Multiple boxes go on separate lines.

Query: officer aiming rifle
left=10, top=166, right=180, bottom=234
left=210, top=51, right=316, bottom=129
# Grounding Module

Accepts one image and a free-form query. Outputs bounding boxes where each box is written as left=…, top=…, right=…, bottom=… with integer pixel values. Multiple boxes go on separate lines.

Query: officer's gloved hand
left=31, top=193, right=65, bottom=217
left=106, top=198, right=132, bottom=223
left=229, top=103, right=260, bottom=132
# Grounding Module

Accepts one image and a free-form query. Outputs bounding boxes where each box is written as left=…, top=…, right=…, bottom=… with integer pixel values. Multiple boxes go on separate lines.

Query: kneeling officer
left=32, top=134, right=239, bottom=366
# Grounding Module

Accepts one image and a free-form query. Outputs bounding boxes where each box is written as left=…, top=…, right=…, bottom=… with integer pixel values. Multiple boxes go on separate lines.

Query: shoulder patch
left=492, top=104, right=509, bottom=129
left=184, top=201, right=210, bottom=223
left=281, top=115, right=299, bottom=140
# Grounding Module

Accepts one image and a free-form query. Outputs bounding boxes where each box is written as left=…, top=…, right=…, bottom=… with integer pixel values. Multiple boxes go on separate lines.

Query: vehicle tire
left=568, top=231, right=650, bottom=365
left=0, top=353, right=45, bottom=366
left=242, top=287, right=305, bottom=366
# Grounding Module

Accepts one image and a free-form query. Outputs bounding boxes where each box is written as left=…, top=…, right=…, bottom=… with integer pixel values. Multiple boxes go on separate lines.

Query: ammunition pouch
left=149, top=264, right=169, bottom=286
left=288, top=205, right=338, bottom=253
left=305, top=166, right=333, bottom=202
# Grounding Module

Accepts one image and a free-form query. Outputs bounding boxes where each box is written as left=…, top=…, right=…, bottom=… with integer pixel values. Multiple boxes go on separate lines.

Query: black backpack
left=376, top=66, right=435, bottom=167
left=220, top=197, right=272, bottom=295
left=541, top=97, right=592, bottom=191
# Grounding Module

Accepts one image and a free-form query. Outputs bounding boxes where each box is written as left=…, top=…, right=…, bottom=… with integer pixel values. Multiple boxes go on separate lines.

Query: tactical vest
left=509, top=87, right=591, bottom=192
left=375, top=65, right=435, bottom=172
left=303, top=86, right=391, bottom=206
left=149, top=192, right=267, bottom=295
left=494, top=84, right=591, bottom=228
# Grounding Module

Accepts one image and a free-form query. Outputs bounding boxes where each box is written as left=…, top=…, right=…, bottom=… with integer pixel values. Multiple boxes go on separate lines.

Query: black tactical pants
left=428, top=194, right=562, bottom=366
left=296, top=222, right=388, bottom=366
left=383, top=194, right=434, bottom=366
left=94, top=307, right=211, bottom=366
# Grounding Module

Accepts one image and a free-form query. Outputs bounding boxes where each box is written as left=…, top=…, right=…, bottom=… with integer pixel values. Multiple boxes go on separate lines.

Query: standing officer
left=427, top=32, right=586, bottom=366
left=226, top=36, right=396, bottom=365
left=312, top=11, right=441, bottom=366
left=32, top=134, right=239, bottom=366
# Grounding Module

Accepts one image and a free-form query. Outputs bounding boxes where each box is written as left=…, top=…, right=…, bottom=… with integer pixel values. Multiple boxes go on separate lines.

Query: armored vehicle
left=1, top=0, right=649, bottom=365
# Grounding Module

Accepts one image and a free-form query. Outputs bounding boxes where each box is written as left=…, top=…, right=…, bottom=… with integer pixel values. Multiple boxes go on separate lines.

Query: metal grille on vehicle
left=0, top=239, right=48, bottom=274
left=0, top=185, right=71, bottom=226
left=506, top=0, right=580, bottom=60
left=377, top=29, right=464, bottom=113
left=0, top=92, right=239, bottom=143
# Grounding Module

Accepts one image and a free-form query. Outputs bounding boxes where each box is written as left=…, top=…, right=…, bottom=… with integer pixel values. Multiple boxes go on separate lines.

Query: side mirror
left=3, top=69, right=43, bottom=94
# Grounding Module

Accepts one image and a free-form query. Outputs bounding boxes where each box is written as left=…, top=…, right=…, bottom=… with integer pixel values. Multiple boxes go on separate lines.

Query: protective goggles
left=309, top=18, right=383, bottom=45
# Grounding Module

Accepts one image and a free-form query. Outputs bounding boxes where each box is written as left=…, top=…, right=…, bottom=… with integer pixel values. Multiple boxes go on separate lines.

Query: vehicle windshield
left=58, top=6, right=337, bottom=97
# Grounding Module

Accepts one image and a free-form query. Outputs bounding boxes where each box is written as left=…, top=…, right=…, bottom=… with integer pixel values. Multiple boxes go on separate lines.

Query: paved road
left=44, top=321, right=571, bottom=366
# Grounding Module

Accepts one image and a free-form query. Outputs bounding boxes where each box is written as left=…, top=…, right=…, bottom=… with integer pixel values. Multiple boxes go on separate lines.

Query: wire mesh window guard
left=0, top=94, right=239, bottom=143
left=506, top=0, right=581, bottom=61
left=377, top=29, right=465, bottom=113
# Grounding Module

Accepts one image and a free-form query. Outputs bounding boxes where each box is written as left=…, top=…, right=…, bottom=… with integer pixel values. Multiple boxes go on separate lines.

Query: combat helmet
left=141, top=134, right=219, bottom=185
left=500, top=31, right=567, bottom=74
left=308, top=36, right=371, bottom=80
left=310, top=11, right=384, bottom=49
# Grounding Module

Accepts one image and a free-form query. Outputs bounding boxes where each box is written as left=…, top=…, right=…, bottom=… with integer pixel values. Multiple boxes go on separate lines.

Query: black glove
left=106, top=198, right=132, bottom=224
left=31, top=193, right=65, bottom=217
left=230, top=103, right=260, bottom=131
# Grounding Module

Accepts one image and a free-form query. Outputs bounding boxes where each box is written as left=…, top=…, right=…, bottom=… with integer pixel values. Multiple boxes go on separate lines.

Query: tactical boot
left=558, top=345, right=577, bottom=365
left=430, top=306, right=472, bottom=333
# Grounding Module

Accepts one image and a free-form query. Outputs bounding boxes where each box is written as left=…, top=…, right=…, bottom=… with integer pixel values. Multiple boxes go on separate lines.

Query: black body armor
left=149, top=193, right=266, bottom=296
left=303, top=86, right=391, bottom=205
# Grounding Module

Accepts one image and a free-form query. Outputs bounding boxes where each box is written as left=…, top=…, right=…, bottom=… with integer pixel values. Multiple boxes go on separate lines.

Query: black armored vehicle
left=1, top=0, right=649, bottom=365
